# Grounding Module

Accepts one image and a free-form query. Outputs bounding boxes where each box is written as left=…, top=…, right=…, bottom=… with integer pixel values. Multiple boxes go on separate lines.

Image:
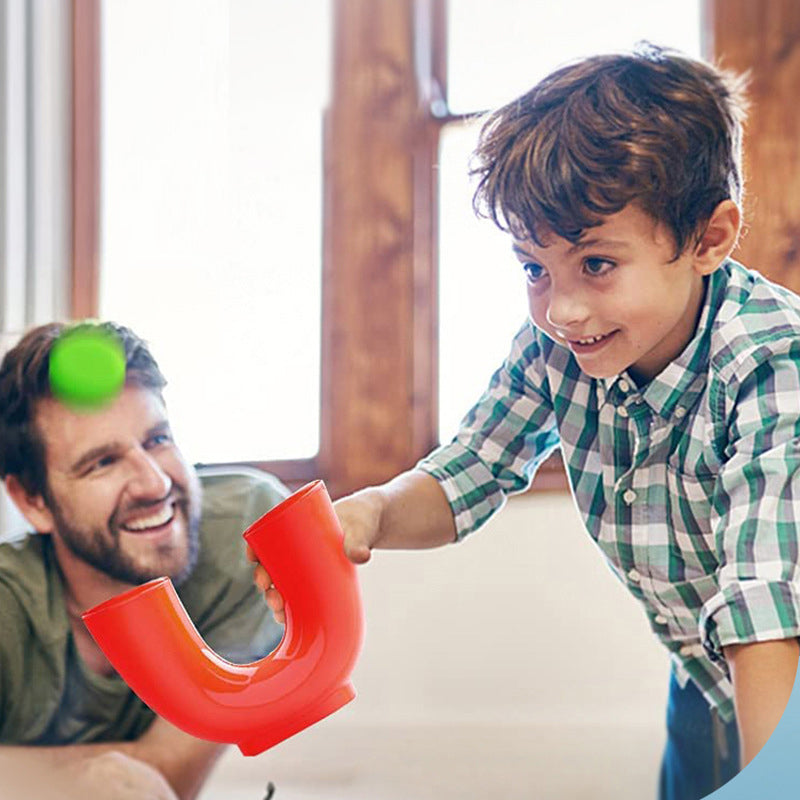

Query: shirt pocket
left=664, top=465, right=718, bottom=578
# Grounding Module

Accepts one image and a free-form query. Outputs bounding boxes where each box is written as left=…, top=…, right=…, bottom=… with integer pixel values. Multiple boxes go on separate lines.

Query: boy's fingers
left=252, top=564, right=273, bottom=591
left=265, top=588, right=286, bottom=625
left=264, top=587, right=285, bottom=613
left=271, top=608, right=286, bottom=625
left=344, top=538, right=372, bottom=565
left=245, top=543, right=258, bottom=563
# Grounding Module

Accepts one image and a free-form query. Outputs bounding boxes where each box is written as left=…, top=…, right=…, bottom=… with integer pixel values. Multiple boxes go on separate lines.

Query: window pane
left=438, top=120, right=530, bottom=442
left=438, top=1, right=702, bottom=440
left=99, top=0, right=329, bottom=463
left=446, top=0, right=702, bottom=113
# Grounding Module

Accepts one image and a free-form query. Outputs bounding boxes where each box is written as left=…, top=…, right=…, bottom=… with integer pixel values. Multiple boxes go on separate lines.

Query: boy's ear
left=693, top=199, right=741, bottom=275
left=4, top=475, right=55, bottom=533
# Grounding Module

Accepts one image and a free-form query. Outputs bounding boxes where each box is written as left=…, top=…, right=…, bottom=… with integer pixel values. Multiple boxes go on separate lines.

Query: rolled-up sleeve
left=701, top=349, right=800, bottom=661
left=417, top=322, right=560, bottom=540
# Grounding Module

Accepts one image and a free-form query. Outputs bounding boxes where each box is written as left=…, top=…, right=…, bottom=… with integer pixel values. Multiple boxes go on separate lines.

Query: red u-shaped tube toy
left=81, top=480, right=364, bottom=755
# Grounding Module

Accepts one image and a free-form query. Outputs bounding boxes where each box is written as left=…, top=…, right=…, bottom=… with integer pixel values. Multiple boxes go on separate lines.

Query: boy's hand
left=247, top=543, right=287, bottom=625
left=247, top=488, right=385, bottom=623
left=333, top=488, right=385, bottom=564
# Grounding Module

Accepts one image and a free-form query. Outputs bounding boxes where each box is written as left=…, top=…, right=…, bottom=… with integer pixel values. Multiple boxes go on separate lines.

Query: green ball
left=49, top=326, right=126, bottom=410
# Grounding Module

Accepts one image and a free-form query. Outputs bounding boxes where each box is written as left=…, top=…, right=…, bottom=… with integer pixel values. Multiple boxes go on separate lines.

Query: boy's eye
left=583, top=257, right=615, bottom=276
left=522, top=262, right=546, bottom=283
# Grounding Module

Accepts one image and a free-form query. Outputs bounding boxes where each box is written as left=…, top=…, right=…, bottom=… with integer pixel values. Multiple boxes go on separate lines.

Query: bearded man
left=0, top=322, right=285, bottom=800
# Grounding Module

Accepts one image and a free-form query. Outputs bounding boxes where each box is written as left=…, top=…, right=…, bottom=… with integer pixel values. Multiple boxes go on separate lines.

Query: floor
left=197, top=720, right=666, bottom=800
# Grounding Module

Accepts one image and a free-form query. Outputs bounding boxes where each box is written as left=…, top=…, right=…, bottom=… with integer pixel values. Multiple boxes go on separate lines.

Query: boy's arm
left=723, top=639, right=799, bottom=765
left=252, top=470, right=456, bottom=623
left=0, top=716, right=225, bottom=800
left=336, top=470, right=457, bottom=562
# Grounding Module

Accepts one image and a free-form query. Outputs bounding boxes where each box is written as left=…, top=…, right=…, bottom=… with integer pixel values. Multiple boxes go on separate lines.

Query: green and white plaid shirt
left=418, top=259, right=800, bottom=722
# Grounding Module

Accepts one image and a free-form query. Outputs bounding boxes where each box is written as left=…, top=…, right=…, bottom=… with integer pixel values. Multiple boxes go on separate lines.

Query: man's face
left=34, top=385, right=201, bottom=586
left=512, top=204, right=710, bottom=382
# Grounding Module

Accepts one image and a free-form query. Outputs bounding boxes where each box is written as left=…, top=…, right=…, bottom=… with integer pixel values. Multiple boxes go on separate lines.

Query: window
left=98, top=0, right=329, bottom=465
left=73, top=1, right=796, bottom=498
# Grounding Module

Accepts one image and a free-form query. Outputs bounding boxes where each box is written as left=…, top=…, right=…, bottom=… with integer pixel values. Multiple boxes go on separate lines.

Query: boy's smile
left=513, top=204, right=716, bottom=383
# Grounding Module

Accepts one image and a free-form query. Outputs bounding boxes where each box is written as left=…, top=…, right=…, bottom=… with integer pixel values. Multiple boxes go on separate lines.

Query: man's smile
left=120, top=501, right=177, bottom=533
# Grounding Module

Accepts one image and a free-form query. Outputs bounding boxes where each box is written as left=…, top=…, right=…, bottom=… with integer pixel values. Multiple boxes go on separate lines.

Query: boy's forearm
left=724, top=638, right=800, bottom=765
left=378, top=471, right=457, bottom=548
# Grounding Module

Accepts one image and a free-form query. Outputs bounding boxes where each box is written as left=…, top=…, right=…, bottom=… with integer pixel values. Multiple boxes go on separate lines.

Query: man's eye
left=147, top=433, right=172, bottom=448
left=523, top=262, right=546, bottom=283
left=89, top=455, right=116, bottom=472
left=584, top=257, right=615, bottom=276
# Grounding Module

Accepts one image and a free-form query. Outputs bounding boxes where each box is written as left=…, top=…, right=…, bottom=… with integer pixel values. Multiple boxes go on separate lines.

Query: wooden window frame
left=73, top=0, right=793, bottom=500
left=71, top=0, right=566, bottom=499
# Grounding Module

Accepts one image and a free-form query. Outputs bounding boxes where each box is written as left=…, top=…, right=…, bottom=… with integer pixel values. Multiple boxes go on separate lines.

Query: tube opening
left=242, top=479, right=323, bottom=545
left=81, top=576, right=170, bottom=621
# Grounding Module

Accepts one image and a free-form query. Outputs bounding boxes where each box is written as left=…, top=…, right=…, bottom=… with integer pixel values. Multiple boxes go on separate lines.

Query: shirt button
left=627, top=568, right=641, bottom=582
left=674, top=406, right=686, bottom=419
left=654, top=615, right=668, bottom=625
left=622, top=489, right=637, bottom=505
left=617, top=405, right=629, bottom=418
left=618, top=379, right=630, bottom=393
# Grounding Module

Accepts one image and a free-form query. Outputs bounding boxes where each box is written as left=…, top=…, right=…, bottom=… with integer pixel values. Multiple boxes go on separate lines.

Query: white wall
left=0, top=0, right=70, bottom=540
left=354, top=490, right=669, bottom=727
left=201, top=490, right=671, bottom=800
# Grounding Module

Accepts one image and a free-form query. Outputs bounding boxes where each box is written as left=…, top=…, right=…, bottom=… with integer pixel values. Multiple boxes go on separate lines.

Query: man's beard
left=50, top=488, right=201, bottom=587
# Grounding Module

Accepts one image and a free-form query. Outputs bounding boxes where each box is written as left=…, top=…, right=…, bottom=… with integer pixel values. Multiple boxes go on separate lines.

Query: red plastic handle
left=82, top=480, right=364, bottom=755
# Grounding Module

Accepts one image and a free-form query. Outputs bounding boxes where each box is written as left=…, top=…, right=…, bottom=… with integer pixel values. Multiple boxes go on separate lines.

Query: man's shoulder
left=197, top=465, right=290, bottom=527
left=0, top=535, right=50, bottom=611
left=0, top=543, right=29, bottom=635
left=0, top=536, right=65, bottom=648
left=189, top=466, right=290, bottom=571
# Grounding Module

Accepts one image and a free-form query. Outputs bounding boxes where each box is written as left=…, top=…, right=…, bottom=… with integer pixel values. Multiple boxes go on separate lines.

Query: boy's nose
left=545, top=290, right=589, bottom=330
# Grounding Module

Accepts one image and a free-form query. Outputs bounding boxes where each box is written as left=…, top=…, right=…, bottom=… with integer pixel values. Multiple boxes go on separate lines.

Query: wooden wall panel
left=71, top=0, right=100, bottom=319
left=708, top=0, right=800, bottom=292
left=322, top=0, right=437, bottom=497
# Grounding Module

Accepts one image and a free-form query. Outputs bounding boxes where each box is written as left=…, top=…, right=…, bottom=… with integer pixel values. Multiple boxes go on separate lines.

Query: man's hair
left=471, top=42, right=748, bottom=257
left=0, top=321, right=167, bottom=498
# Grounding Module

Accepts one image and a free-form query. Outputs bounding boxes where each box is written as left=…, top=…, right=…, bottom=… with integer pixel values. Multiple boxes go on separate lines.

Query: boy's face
left=33, top=385, right=202, bottom=587
left=513, top=204, right=710, bottom=382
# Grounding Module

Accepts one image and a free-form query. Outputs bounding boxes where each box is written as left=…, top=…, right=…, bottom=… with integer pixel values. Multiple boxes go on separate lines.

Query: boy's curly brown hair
left=471, top=43, right=748, bottom=258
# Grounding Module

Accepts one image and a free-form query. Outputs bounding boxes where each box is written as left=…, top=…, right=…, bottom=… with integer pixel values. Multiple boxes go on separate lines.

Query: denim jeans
left=658, top=671, right=741, bottom=800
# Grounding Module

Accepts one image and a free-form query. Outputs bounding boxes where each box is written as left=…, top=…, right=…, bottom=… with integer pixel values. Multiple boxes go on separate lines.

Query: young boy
left=254, top=44, right=800, bottom=799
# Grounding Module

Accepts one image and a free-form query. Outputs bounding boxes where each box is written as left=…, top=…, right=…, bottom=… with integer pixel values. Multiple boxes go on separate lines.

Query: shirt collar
left=598, top=263, right=733, bottom=422
left=643, top=264, right=733, bottom=421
